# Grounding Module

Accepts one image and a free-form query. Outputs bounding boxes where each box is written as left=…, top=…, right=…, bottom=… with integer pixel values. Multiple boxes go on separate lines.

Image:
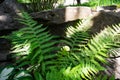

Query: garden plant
left=0, top=12, right=120, bottom=80
left=17, top=0, right=58, bottom=12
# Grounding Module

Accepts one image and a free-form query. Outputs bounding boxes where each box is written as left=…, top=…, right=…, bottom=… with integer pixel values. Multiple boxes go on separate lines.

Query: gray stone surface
left=0, top=51, right=8, bottom=61
left=110, top=48, right=120, bottom=79
left=0, top=38, right=11, bottom=62
left=31, top=6, right=92, bottom=24
left=0, top=0, right=24, bottom=30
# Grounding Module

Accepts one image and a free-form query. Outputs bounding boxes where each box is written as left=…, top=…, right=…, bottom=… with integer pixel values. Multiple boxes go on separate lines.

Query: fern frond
left=8, top=12, right=59, bottom=75
left=57, top=23, right=120, bottom=79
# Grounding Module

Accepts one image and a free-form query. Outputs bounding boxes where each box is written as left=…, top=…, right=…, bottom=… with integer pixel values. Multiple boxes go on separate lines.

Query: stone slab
left=31, top=6, right=92, bottom=24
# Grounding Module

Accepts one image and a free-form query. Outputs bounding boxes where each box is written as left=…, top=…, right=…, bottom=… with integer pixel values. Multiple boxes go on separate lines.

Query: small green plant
left=98, top=0, right=114, bottom=6
left=70, top=1, right=97, bottom=8
left=17, top=0, right=31, bottom=3
left=17, top=0, right=58, bottom=12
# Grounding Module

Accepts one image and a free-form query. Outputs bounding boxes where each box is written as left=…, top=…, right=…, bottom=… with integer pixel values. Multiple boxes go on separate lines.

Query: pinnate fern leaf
left=57, top=23, right=120, bottom=79
left=9, top=12, right=59, bottom=74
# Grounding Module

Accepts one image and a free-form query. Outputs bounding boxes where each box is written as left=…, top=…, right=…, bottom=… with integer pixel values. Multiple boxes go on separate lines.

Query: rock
left=96, top=5, right=117, bottom=12
left=4, top=0, right=24, bottom=13
left=31, top=6, right=92, bottom=24
left=0, top=0, right=24, bottom=30
left=97, top=48, right=120, bottom=79
left=85, top=11, right=120, bottom=34
left=0, top=38, right=11, bottom=62
left=0, top=38, right=11, bottom=50
left=109, top=48, right=120, bottom=79
left=115, top=57, right=120, bottom=79
left=0, top=62, right=12, bottom=68
left=0, top=51, right=8, bottom=61
left=0, top=0, right=5, bottom=4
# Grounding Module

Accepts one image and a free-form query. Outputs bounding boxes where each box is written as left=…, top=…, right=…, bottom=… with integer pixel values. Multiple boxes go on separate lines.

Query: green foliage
left=0, top=65, right=32, bottom=80
left=7, top=12, right=59, bottom=78
left=55, top=22, right=120, bottom=79
left=17, top=0, right=58, bottom=12
left=98, top=0, right=114, bottom=6
left=4, top=12, right=120, bottom=80
left=71, top=0, right=120, bottom=9
left=90, top=0, right=119, bottom=6
left=70, top=1, right=97, bottom=8
left=0, top=65, right=14, bottom=80
left=17, top=0, right=31, bottom=3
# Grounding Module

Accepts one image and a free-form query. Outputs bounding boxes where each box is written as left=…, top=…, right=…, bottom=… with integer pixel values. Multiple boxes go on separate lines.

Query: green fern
left=56, top=24, right=120, bottom=79
left=6, top=12, right=120, bottom=80
left=8, top=12, right=60, bottom=78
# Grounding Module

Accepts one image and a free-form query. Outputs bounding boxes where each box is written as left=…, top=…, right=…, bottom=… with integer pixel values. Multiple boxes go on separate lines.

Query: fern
left=6, top=12, right=120, bottom=80
left=56, top=24, right=120, bottom=79
left=8, top=12, right=60, bottom=78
